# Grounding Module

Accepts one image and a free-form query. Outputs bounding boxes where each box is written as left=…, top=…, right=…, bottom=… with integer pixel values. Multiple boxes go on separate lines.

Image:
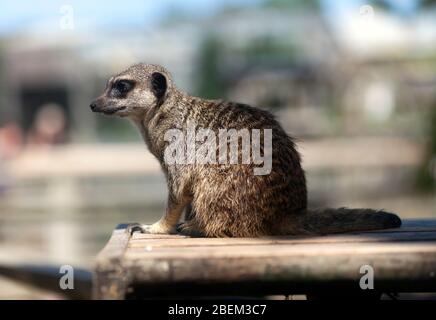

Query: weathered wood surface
left=93, top=220, right=436, bottom=299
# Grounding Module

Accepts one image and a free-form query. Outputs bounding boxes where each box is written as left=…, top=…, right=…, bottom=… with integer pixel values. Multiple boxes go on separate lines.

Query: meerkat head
left=90, top=63, right=172, bottom=119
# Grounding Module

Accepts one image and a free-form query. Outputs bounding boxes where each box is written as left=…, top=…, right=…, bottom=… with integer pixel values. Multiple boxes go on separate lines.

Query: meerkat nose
left=90, top=102, right=97, bottom=111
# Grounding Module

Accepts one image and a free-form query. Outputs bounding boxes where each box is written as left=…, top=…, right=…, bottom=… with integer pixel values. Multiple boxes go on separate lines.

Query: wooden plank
left=122, top=241, right=436, bottom=295
left=125, top=242, right=436, bottom=259
left=129, top=231, right=436, bottom=248
left=96, top=224, right=135, bottom=260
left=92, top=223, right=141, bottom=299
left=400, top=219, right=436, bottom=229
left=124, top=236, right=436, bottom=292
left=130, top=219, right=436, bottom=244
left=93, top=220, right=436, bottom=298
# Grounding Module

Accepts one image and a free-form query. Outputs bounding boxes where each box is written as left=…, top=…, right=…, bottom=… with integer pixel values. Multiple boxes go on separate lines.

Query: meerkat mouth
left=102, top=106, right=126, bottom=115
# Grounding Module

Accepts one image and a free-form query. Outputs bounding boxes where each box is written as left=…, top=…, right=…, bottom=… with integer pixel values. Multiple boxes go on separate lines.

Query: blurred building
left=1, top=7, right=435, bottom=140
left=0, top=23, right=200, bottom=141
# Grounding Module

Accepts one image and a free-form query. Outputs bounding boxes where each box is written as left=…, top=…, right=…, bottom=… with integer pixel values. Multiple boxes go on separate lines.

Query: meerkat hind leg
left=177, top=220, right=204, bottom=237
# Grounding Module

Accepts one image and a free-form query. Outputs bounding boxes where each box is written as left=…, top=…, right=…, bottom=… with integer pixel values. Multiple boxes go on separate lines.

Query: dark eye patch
left=110, top=80, right=135, bottom=98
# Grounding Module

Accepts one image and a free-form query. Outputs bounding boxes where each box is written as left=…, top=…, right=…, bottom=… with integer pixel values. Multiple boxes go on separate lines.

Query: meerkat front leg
left=140, top=194, right=189, bottom=234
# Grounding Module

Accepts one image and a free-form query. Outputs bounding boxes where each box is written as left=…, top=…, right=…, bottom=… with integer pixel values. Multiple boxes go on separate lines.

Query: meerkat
left=90, top=63, right=401, bottom=237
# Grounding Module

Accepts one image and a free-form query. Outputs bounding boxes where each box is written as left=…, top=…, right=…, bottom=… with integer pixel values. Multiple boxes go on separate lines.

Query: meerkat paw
left=126, top=223, right=146, bottom=235
left=131, top=222, right=177, bottom=234
left=176, top=222, right=204, bottom=237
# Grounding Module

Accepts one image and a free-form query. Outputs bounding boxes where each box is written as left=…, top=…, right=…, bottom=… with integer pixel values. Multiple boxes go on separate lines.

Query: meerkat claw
left=126, top=224, right=150, bottom=235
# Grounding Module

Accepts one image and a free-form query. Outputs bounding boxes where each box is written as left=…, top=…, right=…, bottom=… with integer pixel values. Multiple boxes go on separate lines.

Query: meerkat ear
left=151, top=72, right=167, bottom=101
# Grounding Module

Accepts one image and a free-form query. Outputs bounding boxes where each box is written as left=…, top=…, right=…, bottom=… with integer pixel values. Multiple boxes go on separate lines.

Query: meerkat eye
left=111, top=80, right=135, bottom=97
left=116, top=80, right=134, bottom=93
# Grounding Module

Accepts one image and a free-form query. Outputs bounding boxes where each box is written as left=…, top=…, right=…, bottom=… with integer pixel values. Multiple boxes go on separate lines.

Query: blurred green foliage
left=262, top=0, right=320, bottom=10
left=242, top=35, right=297, bottom=67
left=195, top=34, right=298, bottom=100
left=0, top=44, right=4, bottom=125
left=96, top=116, right=139, bottom=142
left=421, top=0, right=436, bottom=6
left=417, top=102, right=436, bottom=191
left=370, top=0, right=436, bottom=10
left=195, top=34, right=227, bottom=99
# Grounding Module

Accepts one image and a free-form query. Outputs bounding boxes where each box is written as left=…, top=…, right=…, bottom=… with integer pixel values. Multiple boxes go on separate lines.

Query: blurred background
left=0, top=0, right=435, bottom=298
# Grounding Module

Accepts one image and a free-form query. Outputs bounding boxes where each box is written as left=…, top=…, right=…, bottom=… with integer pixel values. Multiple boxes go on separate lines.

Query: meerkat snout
left=90, top=79, right=135, bottom=116
left=90, top=64, right=170, bottom=119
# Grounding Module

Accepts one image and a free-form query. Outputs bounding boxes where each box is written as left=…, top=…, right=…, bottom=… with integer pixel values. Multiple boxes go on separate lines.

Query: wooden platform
left=93, top=220, right=436, bottom=299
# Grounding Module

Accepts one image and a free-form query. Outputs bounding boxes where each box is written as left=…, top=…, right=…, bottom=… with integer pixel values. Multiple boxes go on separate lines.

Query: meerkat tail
left=292, top=207, right=402, bottom=235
